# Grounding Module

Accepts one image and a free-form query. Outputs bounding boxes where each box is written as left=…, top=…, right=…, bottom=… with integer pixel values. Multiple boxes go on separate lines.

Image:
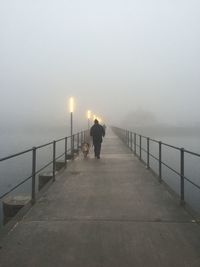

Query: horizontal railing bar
left=0, top=131, right=84, bottom=162
left=161, top=161, right=200, bottom=191
left=132, top=132, right=146, bottom=139
left=55, top=152, right=66, bottom=161
left=36, top=141, right=54, bottom=149
left=113, top=126, right=200, bottom=196
left=0, top=148, right=33, bottom=162
left=149, top=152, right=159, bottom=162
left=184, top=149, right=200, bottom=157
left=162, top=142, right=181, bottom=151
left=184, top=175, right=200, bottom=190
left=149, top=138, right=160, bottom=144
left=131, top=131, right=200, bottom=156
left=137, top=143, right=200, bottom=191
left=0, top=174, right=32, bottom=200
left=0, top=129, right=88, bottom=205
left=135, top=144, right=148, bottom=154
left=161, top=161, right=180, bottom=176
left=35, top=161, right=54, bottom=176
left=134, top=141, right=182, bottom=178
left=35, top=148, right=79, bottom=175
left=140, top=147, right=147, bottom=154
left=56, top=137, right=67, bottom=143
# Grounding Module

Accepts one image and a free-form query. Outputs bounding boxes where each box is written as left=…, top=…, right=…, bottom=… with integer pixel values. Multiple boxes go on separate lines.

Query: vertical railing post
left=31, top=147, right=36, bottom=204
left=180, top=148, right=185, bottom=205
left=71, top=135, right=73, bottom=155
left=130, top=132, right=133, bottom=151
left=139, top=135, right=142, bottom=160
left=72, top=135, right=74, bottom=158
left=77, top=133, right=79, bottom=150
left=124, top=130, right=126, bottom=143
left=159, top=141, right=162, bottom=182
left=53, top=141, right=56, bottom=182
left=81, top=131, right=83, bottom=144
left=134, top=133, right=136, bottom=155
left=65, top=137, right=67, bottom=168
left=75, top=133, right=77, bottom=150
left=147, top=138, right=150, bottom=169
left=127, top=131, right=130, bottom=147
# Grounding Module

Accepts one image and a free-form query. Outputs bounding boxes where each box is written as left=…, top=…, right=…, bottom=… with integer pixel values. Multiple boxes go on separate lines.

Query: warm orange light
left=69, top=97, right=74, bottom=113
left=87, top=110, right=91, bottom=119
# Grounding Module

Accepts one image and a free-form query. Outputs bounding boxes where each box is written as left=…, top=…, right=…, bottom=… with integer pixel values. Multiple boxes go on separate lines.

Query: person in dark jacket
left=90, top=119, right=105, bottom=159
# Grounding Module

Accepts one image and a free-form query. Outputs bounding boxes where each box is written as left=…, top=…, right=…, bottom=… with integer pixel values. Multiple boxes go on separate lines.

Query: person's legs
left=94, top=143, right=97, bottom=157
left=96, top=142, right=101, bottom=159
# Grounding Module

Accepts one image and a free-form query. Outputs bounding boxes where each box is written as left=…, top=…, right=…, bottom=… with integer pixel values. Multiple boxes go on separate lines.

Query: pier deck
left=0, top=128, right=200, bottom=267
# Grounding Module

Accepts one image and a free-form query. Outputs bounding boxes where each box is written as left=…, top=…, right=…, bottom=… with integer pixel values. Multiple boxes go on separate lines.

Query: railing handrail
left=0, top=129, right=88, bottom=201
left=112, top=126, right=200, bottom=208
left=114, top=126, right=200, bottom=156
left=0, top=131, right=84, bottom=162
left=0, top=148, right=33, bottom=162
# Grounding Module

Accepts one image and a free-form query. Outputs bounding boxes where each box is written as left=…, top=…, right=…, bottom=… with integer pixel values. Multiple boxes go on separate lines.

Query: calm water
left=0, top=129, right=200, bottom=226
left=138, top=134, right=200, bottom=215
left=0, top=127, right=79, bottom=226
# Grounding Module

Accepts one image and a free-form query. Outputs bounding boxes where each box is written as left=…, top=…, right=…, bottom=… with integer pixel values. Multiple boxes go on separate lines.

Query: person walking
left=90, top=119, right=105, bottom=159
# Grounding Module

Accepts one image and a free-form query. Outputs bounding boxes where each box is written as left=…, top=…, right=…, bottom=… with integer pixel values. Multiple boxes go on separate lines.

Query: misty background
left=1, top=0, right=200, bottom=154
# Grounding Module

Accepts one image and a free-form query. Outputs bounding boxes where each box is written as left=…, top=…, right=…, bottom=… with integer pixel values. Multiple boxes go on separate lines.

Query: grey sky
left=1, top=0, right=200, bottom=129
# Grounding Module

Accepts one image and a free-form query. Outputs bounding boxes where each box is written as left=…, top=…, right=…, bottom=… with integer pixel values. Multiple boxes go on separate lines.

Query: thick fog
left=1, top=0, right=200, bottom=133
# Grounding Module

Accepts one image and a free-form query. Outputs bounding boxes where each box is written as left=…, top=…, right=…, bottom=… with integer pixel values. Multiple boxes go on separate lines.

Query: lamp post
left=69, top=97, right=74, bottom=154
left=87, top=110, right=91, bottom=129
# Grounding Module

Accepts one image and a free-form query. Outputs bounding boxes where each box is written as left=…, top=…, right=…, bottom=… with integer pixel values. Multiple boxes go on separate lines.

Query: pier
left=0, top=128, right=200, bottom=266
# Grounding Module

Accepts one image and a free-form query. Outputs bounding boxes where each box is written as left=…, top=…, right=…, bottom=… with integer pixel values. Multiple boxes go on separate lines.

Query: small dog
left=81, top=142, right=90, bottom=158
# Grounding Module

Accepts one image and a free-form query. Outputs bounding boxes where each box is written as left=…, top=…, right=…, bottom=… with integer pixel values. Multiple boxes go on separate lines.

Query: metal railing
left=112, top=127, right=200, bottom=207
left=0, top=130, right=88, bottom=204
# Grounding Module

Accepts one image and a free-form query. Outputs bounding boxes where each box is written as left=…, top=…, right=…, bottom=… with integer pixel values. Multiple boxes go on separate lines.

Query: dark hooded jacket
left=90, top=123, right=105, bottom=143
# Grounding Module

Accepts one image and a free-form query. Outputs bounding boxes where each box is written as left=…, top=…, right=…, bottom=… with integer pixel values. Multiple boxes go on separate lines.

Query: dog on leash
left=81, top=142, right=90, bottom=158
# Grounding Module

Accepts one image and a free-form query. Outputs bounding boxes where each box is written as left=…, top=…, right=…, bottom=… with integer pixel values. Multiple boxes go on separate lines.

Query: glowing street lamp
left=87, top=110, right=91, bottom=129
left=70, top=97, right=74, bottom=113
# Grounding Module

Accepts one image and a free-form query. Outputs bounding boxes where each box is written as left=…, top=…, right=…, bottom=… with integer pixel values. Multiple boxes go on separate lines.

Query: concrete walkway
left=0, top=128, right=200, bottom=267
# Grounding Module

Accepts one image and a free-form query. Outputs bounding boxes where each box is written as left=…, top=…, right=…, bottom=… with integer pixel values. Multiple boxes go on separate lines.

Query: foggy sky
left=1, top=0, right=200, bottom=130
